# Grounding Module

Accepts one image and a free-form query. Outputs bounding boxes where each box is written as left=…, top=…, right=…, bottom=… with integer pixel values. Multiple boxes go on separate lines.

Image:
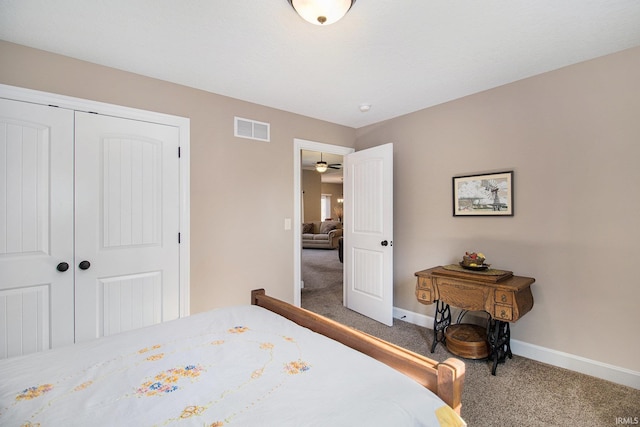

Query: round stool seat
left=444, top=324, right=489, bottom=359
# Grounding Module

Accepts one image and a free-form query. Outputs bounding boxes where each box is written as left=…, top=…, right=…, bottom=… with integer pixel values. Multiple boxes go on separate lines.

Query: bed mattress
left=0, top=305, right=463, bottom=426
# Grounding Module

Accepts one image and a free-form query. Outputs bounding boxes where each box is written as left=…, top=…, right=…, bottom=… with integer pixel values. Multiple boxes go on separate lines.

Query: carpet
left=301, top=248, right=343, bottom=290
left=301, top=277, right=640, bottom=426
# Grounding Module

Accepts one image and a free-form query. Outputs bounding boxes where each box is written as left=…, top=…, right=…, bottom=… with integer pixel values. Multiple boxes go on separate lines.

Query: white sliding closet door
left=0, top=99, right=75, bottom=358
left=74, top=112, right=181, bottom=342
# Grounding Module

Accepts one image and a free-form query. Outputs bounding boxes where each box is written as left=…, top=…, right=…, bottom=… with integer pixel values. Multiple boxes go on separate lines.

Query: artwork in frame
left=453, top=171, right=514, bottom=216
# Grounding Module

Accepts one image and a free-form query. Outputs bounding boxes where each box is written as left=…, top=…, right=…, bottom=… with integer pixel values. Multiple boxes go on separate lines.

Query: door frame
left=0, top=83, right=191, bottom=316
left=293, top=138, right=354, bottom=306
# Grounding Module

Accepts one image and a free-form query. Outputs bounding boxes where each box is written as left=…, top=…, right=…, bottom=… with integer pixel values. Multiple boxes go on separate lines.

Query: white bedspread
left=0, top=305, right=463, bottom=426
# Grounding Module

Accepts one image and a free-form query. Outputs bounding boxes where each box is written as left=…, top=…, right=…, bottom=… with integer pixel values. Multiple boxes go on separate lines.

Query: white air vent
left=234, top=117, right=270, bottom=142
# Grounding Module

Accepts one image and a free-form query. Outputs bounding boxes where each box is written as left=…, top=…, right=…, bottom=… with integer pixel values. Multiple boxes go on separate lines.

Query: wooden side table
left=415, top=266, right=535, bottom=375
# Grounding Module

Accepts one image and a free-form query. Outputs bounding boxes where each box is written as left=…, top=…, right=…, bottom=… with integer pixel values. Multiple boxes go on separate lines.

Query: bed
left=0, top=289, right=466, bottom=426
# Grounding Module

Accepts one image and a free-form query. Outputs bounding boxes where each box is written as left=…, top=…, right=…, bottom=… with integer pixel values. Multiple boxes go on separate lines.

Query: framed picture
left=453, top=171, right=514, bottom=216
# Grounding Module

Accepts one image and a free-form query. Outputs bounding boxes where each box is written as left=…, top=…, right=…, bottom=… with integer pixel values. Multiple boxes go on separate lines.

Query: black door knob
left=79, top=260, right=91, bottom=270
left=56, top=262, right=69, bottom=272
left=381, top=240, right=388, bottom=246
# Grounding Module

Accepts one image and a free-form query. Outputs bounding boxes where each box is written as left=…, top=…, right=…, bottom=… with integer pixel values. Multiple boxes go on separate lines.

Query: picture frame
left=453, top=171, right=514, bottom=216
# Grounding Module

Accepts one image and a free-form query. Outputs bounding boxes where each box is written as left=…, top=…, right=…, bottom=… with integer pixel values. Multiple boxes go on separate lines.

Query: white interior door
left=343, top=143, right=393, bottom=326
left=74, top=112, right=181, bottom=342
left=0, top=99, right=75, bottom=358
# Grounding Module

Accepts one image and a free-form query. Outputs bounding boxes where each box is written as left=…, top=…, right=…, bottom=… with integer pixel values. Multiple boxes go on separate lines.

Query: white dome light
left=288, top=0, right=356, bottom=26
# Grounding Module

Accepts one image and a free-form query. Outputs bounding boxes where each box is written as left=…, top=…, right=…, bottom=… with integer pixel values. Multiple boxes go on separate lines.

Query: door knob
left=56, top=262, right=69, bottom=272
left=381, top=240, right=388, bottom=246
left=78, top=260, right=91, bottom=270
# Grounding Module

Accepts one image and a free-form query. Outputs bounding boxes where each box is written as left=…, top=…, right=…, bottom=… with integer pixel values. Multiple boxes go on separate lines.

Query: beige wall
left=355, top=47, right=640, bottom=372
left=301, top=174, right=343, bottom=222
left=302, top=170, right=322, bottom=222
left=2, top=39, right=638, bottom=373
left=0, top=40, right=356, bottom=312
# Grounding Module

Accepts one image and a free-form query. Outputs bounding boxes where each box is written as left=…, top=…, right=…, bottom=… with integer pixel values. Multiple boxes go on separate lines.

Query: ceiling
left=1, top=1, right=640, bottom=129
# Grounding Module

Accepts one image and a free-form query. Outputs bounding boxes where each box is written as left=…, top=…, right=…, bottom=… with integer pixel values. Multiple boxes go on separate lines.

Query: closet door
left=74, top=112, right=181, bottom=342
left=0, top=99, right=75, bottom=358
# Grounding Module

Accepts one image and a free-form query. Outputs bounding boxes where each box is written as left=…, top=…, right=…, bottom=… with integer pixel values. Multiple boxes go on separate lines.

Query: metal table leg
left=487, top=318, right=512, bottom=375
left=431, top=300, right=451, bottom=353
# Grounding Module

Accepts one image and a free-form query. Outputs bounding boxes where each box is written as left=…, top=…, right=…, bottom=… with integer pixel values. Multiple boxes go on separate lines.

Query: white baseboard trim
left=509, top=340, right=640, bottom=389
left=393, top=307, right=640, bottom=390
left=394, top=306, right=434, bottom=328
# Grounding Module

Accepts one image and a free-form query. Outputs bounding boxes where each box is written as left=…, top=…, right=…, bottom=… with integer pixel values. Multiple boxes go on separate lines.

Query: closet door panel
left=0, top=98, right=75, bottom=358
left=100, top=272, right=162, bottom=336
left=74, top=112, right=180, bottom=342
left=102, top=135, right=161, bottom=247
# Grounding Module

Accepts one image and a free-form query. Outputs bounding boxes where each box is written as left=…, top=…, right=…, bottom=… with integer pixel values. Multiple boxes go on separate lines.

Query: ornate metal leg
left=431, top=300, right=451, bottom=353
left=487, top=318, right=512, bottom=375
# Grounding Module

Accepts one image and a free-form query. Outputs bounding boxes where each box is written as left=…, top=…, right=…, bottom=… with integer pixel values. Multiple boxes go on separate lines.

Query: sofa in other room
left=302, top=221, right=343, bottom=249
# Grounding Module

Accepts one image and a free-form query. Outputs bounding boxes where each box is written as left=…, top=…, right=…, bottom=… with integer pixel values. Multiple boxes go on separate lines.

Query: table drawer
left=416, top=288, right=431, bottom=303
left=416, top=277, right=431, bottom=290
left=495, top=290, right=513, bottom=304
left=494, top=304, right=513, bottom=321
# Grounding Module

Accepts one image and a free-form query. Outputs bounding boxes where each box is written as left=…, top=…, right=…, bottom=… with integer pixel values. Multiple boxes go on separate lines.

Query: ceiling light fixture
left=315, top=153, right=328, bottom=173
left=287, top=0, right=356, bottom=26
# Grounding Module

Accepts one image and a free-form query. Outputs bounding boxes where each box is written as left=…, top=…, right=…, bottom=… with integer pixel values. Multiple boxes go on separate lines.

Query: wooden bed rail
left=251, top=289, right=465, bottom=414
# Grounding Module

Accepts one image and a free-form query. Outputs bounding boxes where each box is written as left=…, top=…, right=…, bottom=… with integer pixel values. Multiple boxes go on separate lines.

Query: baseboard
left=509, top=340, right=640, bottom=389
left=394, top=306, right=434, bottom=328
left=393, top=307, right=640, bottom=390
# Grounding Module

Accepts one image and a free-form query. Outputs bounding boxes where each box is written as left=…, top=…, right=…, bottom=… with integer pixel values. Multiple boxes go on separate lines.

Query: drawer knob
left=501, top=294, right=507, bottom=302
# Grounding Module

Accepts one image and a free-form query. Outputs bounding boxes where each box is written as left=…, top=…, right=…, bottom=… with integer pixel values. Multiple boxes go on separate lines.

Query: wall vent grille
left=234, top=117, right=270, bottom=142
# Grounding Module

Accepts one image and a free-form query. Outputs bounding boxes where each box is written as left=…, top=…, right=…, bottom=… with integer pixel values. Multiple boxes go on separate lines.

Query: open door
left=343, top=143, right=393, bottom=326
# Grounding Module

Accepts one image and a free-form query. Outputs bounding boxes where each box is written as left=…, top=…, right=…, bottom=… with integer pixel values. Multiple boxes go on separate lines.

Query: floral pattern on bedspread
left=15, top=385, right=53, bottom=402
left=0, top=305, right=457, bottom=426
left=0, top=308, right=316, bottom=426
left=228, top=326, right=249, bottom=334
left=283, top=360, right=311, bottom=375
left=137, top=365, right=204, bottom=397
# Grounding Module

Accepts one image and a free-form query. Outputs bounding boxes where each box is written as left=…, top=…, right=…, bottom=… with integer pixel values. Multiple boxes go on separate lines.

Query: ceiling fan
left=315, top=153, right=342, bottom=173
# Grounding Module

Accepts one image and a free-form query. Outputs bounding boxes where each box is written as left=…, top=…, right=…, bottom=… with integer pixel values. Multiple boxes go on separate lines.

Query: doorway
left=300, top=150, right=344, bottom=312
left=294, top=141, right=395, bottom=326
left=293, top=139, right=353, bottom=307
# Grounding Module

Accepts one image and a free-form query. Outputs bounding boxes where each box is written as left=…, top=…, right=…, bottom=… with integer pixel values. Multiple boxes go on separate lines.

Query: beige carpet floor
left=300, top=249, right=640, bottom=426
left=301, top=248, right=343, bottom=290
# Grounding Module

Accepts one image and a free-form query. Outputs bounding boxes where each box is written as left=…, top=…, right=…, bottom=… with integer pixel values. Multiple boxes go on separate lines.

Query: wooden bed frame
left=251, top=289, right=465, bottom=415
